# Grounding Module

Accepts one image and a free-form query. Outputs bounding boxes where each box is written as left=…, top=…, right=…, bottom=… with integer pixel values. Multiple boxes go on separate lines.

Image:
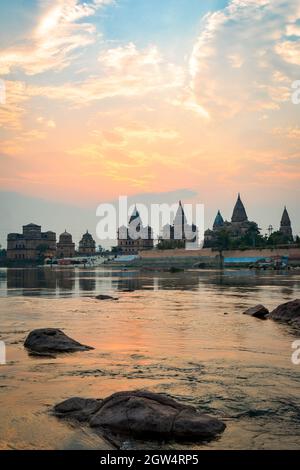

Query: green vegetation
left=36, top=244, right=51, bottom=262
left=0, top=244, right=6, bottom=258
left=206, top=223, right=295, bottom=251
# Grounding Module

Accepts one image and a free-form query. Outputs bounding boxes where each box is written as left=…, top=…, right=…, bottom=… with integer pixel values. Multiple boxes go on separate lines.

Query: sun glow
left=36, top=7, right=61, bottom=37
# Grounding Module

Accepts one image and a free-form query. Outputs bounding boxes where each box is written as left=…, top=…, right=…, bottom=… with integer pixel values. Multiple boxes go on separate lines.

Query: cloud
left=0, top=129, right=47, bottom=156
left=0, top=0, right=112, bottom=76
left=37, top=117, right=56, bottom=128
left=113, top=123, right=179, bottom=143
left=26, top=43, right=184, bottom=104
left=0, top=80, right=28, bottom=130
left=272, top=126, right=300, bottom=139
left=276, top=41, right=300, bottom=66
left=187, top=0, right=300, bottom=119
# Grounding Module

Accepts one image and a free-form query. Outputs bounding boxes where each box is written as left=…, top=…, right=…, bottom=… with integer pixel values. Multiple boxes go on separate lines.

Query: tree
left=239, top=223, right=266, bottom=249
left=36, top=244, right=50, bottom=262
left=215, top=230, right=231, bottom=251
left=267, top=231, right=290, bottom=247
left=214, top=230, right=232, bottom=268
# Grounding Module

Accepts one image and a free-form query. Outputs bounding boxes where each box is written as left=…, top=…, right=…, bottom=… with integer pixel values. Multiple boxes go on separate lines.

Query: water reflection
left=79, top=274, right=96, bottom=292
left=0, top=267, right=300, bottom=300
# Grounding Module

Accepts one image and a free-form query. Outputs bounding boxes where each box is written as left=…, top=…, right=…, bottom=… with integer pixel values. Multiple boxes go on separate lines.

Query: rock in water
left=24, top=328, right=94, bottom=354
left=270, top=299, right=300, bottom=327
left=55, top=397, right=102, bottom=422
left=243, top=305, right=269, bottom=319
left=95, top=295, right=118, bottom=301
left=53, top=390, right=226, bottom=447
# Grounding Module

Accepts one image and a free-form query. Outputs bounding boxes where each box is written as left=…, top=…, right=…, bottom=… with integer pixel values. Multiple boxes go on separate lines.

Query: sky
left=0, top=0, right=299, bottom=245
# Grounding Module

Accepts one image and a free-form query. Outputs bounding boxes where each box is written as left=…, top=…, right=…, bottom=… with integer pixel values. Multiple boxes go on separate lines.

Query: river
left=0, top=267, right=299, bottom=449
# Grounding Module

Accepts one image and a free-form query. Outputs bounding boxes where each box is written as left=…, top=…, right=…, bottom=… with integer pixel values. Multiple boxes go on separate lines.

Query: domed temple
left=78, top=231, right=96, bottom=256
left=56, top=230, right=75, bottom=259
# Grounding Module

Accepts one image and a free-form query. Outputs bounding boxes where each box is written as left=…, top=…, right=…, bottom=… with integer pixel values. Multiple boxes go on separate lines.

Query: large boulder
left=24, top=328, right=93, bottom=354
left=54, top=390, right=226, bottom=447
left=243, top=305, right=269, bottom=319
left=270, top=299, right=300, bottom=327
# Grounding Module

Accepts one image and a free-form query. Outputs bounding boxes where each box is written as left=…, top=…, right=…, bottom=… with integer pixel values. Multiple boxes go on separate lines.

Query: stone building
left=56, top=230, right=75, bottom=259
left=117, top=207, right=154, bottom=255
left=78, top=231, right=96, bottom=256
left=204, top=194, right=258, bottom=247
left=7, top=223, right=56, bottom=261
left=160, top=201, right=198, bottom=248
left=279, top=207, right=293, bottom=240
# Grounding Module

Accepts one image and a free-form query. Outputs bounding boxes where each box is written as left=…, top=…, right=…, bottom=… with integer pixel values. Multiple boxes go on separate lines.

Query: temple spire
left=213, top=210, right=224, bottom=230
left=281, top=206, right=291, bottom=226
left=280, top=206, right=293, bottom=239
left=231, top=194, right=248, bottom=223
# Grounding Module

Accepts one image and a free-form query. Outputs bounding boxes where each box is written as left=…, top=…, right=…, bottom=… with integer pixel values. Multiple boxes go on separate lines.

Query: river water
left=0, top=267, right=299, bottom=450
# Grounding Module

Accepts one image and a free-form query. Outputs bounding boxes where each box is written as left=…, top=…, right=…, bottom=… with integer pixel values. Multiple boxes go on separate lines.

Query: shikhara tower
left=280, top=207, right=293, bottom=240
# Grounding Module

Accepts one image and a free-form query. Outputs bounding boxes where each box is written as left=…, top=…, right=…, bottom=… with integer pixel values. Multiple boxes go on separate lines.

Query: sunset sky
left=0, top=0, right=299, bottom=243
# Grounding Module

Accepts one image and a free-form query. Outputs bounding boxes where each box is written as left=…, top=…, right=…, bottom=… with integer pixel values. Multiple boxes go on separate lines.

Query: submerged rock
left=24, top=328, right=94, bottom=354
left=96, top=295, right=118, bottom=301
left=53, top=390, right=226, bottom=447
left=270, top=299, right=300, bottom=327
left=243, top=305, right=269, bottom=319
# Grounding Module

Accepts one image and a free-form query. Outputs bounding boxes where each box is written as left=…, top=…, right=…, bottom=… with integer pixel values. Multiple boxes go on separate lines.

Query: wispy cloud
left=26, top=42, right=184, bottom=104
left=187, top=0, right=300, bottom=118
left=0, top=0, right=112, bottom=76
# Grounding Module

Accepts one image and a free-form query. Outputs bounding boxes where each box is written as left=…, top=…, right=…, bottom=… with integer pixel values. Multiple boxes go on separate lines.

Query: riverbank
left=104, top=247, right=300, bottom=269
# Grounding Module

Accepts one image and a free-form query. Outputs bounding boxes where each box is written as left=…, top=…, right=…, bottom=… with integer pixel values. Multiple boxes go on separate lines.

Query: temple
left=280, top=207, right=293, bottom=240
left=117, top=207, right=154, bottom=255
left=78, top=231, right=96, bottom=256
left=160, top=201, right=198, bottom=248
left=56, top=230, right=75, bottom=259
left=204, top=194, right=258, bottom=247
left=213, top=210, right=224, bottom=230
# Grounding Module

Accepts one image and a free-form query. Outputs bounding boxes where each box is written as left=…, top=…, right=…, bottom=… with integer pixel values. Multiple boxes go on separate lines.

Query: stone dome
left=59, top=230, right=73, bottom=244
